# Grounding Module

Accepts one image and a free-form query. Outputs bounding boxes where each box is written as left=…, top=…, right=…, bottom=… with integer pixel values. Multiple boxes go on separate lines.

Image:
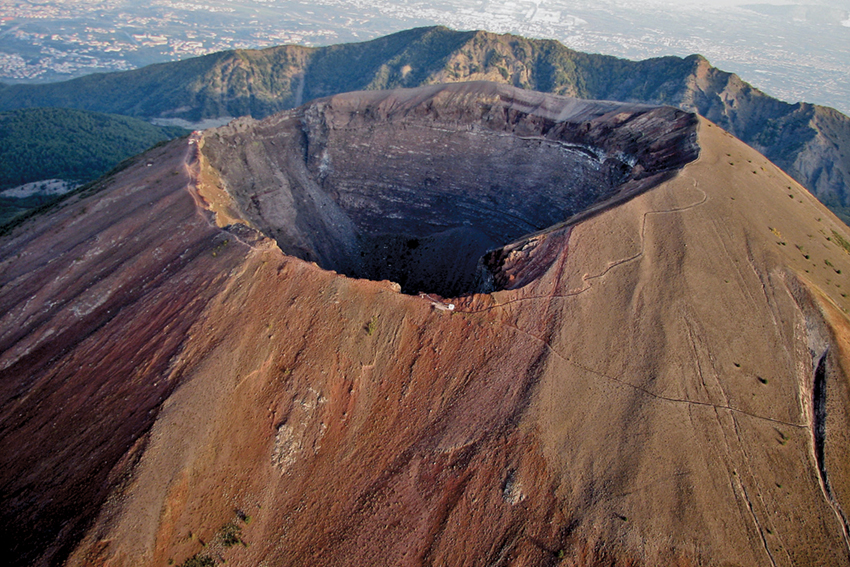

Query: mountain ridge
left=0, top=26, right=846, bottom=224
left=0, top=27, right=850, bottom=222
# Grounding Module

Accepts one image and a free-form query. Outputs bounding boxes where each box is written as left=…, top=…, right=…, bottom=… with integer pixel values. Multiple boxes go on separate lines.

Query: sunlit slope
left=517, top=118, right=850, bottom=565
left=0, top=89, right=849, bottom=566
left=71, top=120, right=850, bottom=565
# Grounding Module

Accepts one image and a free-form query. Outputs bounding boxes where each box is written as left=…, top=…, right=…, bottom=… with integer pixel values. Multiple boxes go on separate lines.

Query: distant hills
left=0, top=108, right=186, bottom=191
left=0, top=108, right=187, bottom=224
left=0, top=26, right=848, bottom=222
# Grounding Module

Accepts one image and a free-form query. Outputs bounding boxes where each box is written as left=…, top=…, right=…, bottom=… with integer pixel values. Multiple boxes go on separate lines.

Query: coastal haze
left=0, top=0, right=848, bottom=115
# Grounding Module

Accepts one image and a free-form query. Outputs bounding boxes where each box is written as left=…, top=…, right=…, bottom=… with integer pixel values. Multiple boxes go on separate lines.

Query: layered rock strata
left=199, top=82, right=699, bottom=296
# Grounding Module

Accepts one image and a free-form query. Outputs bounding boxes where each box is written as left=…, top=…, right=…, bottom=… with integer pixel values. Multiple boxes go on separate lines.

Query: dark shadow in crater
left=358, top=228, right=499, bottom=297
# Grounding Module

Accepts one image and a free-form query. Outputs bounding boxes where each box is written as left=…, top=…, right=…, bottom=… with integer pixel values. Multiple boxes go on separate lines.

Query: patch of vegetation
left=0, top=107, right=187, bottom=191
left=365, top=315, right=378, bottom=336
left=219, top=521, right=245, bottom=548
left=0, top=193, right=53, bottom=226
left=215, top=509, right=254, bottom=549
left=769, top=226, right=786, bottom=245
left=211, top=238, right=230, bottom=257
left=179, top=554, right=215, bottom=567
left=831, top=230, right=850, bottom=255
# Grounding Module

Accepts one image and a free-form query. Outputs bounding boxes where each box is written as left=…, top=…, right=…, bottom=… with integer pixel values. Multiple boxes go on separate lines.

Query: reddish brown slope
left=1, top=86, right=850, bottom=567
left=0, top=135, right=249, bottom=566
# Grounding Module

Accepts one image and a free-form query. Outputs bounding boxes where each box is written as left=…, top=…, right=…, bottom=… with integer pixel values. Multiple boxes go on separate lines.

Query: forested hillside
left=0, top=107, right=186, bottom=225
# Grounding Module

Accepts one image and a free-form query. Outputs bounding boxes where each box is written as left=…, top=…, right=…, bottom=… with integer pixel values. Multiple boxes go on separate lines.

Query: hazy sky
left=641, top=0, right=845, bottom=6
left=0, top=0, right=847, bottom=112
left=643, top=0, right=835, bottom=4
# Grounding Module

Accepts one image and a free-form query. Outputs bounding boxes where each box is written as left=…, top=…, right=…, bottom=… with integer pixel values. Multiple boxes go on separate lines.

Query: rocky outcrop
left=674, top=56, right=850, bottom=223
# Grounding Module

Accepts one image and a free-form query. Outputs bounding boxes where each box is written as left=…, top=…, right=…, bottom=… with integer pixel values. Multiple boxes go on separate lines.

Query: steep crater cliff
left=200, top=82, right=699, bottom=296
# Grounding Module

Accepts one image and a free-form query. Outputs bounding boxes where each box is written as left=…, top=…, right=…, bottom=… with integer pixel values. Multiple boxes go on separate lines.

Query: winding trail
left=503, top=320, right=807, bottom=429
left=455, top=175, right=708, bottom=315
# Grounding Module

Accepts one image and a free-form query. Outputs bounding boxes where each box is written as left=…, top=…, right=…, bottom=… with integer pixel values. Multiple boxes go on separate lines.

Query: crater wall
left=200, top=82, right=699, bottom=296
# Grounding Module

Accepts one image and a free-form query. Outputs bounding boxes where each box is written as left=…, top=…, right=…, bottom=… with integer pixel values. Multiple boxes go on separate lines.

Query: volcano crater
left=200, top=83, right=699, bottom=297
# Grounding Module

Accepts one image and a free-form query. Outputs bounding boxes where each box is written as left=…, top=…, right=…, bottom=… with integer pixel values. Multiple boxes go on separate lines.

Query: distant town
left=1, top=0, right=848, bottom=115
left=0, top=1, right=344, bottom=80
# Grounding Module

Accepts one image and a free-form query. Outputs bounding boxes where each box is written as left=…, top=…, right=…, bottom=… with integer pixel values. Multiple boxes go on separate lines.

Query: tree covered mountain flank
left=0, top=27, right=696, bottom=121
left=0, top=26, right=847, bottom=222
left=0, top=107, right=187, bottom=191
left=0, top=107, right=187, bottom=227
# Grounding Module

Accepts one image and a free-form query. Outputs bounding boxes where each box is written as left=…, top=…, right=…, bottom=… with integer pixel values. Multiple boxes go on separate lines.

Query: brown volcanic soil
left=0, top=134, right=249, bottom=566
left=1, top=84, right=850, bottom=566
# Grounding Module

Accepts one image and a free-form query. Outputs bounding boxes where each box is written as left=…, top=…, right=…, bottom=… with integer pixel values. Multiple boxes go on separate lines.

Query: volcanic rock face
left=2, top=83, right=850, bottom=567
left=200, top=82, right=699, bottom=296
